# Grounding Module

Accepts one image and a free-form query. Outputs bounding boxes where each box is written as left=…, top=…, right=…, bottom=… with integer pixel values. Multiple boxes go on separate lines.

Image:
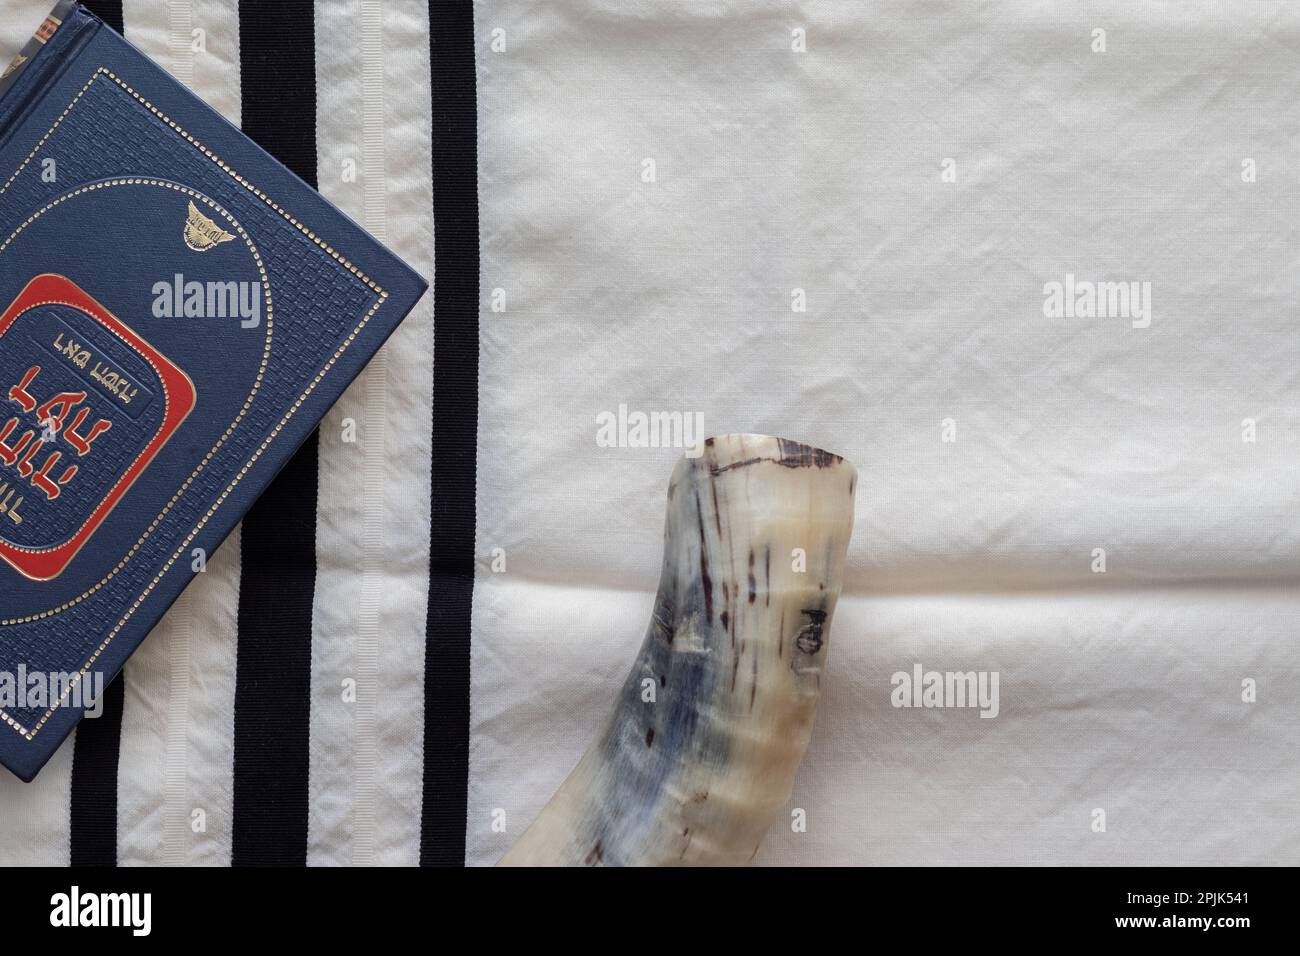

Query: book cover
left=0, top=2, right=428, bottom=781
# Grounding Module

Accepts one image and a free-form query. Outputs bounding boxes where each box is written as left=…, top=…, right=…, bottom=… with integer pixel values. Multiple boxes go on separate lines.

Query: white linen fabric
left=469, top=0, right=1300, bottom=865
left=0, top=0, right=1297, bottom=867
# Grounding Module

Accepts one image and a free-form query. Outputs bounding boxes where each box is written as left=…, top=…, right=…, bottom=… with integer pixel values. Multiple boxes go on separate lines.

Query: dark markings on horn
left=776, top=438, right=842, bottom=469
left=499, top=435, right=854, bottom=866
left=764, top=545, right=771, bottom=607
left=795, top=608, right=828, bottom=656
left=710, top=456, right=764, bottom=476
left=695, top=488, right=713, bottom=624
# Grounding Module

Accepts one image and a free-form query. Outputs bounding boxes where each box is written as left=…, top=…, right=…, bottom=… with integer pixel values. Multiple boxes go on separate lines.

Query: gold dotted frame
left=0, top=183, right=268, bottom=576
left=0, top=68, right=389, bottom=741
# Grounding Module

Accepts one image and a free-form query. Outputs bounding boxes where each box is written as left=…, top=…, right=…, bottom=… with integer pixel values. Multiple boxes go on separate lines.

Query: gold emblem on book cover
left=183, top=200, right=235, bottom=252
left=2, top=55, right=27, bottom=80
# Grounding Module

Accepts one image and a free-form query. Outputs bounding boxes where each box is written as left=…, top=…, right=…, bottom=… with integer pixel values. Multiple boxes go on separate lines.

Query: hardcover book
left=0, top=2, right=428, bottom=781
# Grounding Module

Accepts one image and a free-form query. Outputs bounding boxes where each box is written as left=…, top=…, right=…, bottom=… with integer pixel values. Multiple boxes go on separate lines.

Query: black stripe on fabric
left=231, top=0, right=318, bottom=867
left=81, top=0, right=123, bottom=33
left=66, top=0, right=125, bottom=871
left=69, top=675, right=124, bottom=866
left=421, top=0, right=481, bottom=867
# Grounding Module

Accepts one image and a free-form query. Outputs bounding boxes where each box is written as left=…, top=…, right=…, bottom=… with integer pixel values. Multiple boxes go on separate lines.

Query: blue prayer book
left=0, top=2, right=428, bottom=780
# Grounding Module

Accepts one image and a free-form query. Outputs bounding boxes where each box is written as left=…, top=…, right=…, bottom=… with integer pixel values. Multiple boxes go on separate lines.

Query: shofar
left=500, top=434, right=856, bottom=866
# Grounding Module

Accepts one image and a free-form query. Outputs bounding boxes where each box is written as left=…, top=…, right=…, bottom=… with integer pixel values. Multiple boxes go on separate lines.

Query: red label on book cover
left=0, top=274, right=196, bottom=580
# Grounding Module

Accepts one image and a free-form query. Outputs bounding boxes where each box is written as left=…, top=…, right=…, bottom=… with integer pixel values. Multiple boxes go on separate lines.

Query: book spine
left=0, top=1, right=99, bottom=152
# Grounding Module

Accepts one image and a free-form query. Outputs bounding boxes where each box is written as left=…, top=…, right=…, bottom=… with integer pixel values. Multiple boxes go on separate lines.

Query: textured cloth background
left=468, top=0, right=1300, bottom=866
left=0, top=0, right=1298, bottom=866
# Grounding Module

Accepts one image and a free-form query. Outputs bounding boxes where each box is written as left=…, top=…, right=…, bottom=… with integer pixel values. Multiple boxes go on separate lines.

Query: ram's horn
left=500, top=434, right=857, bottom=866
